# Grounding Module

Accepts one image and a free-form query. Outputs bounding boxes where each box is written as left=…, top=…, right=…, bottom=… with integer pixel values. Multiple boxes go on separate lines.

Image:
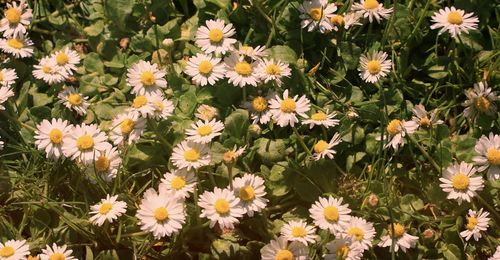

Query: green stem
left=407, top=134, right=441, bottom=173
left=293, top=128, right=312, bottom=156
left=476, top=194, right=500, bottom=223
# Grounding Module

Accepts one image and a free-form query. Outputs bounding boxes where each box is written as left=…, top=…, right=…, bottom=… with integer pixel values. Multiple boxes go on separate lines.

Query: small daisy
left=222, top=145, right=246, bottom=165
left=256, top=59, right=291, bottom=86
left=185, top=53, right=226, bottom=86
left=88, top=143, right=122, bottom=182
left=170, top=140, right=211, bottom=170
left=185, top=119, right=224, bottom=144
left=309, top=195, right=351, bottom=234
left=89, top=194, right=127, bottom=226
left=324, top=238, right=364, bottom=260
left=378, top=223, right=419, bottom=252
left=232, top=174, right=268, bottom=217
left=0, top=239, right=30, bottom=260
left=358, top=51, right=392, bottom=83
left=439, top=161, right=484, bottom=205
left=313, top=133, right=342, bottom=160
left=237, top=43, right=267, bottom=61
left=39, top=244, right=75, bottom=260
left=195, top=19, right=237, bottom=55
left=224, top=52, right=259, bottom=88
left=109, top=111, right=146, bottom=145
left=473, top=133, right=500, bottom=181
left=34, top=118, right=72, bottom=159
left=243, top=94, right=274, bottom=125
left=126, top=60, right=167, bottom=95
left=0, top=86, right=15, bottom=110
left=430, top=6, right=479, bottom=39
left=51, top=47, right=80, bottom=74
left=488, top=246, right=500, bottom=260
left=149, top=94, right=174, bottom=120
left=0, top=68, right=17, bottom=87
left=136, top=188, right=186, bottom=239
left=298, top=0, right=338, bottom=33
left=195, top=104, right=218, bottom=121
left=198, top=187, right=245, bottom=229
left=302, top=110, right=339, bottom=129
left=352, top=0, right=393, bottom=23
left=62, top=123, right=109, bottom=163
left=0, top=35, right=33, bottom=58
left=411, top=104, right=443, bottom=129
left=0, top=137, right=3, bottom=150
left=377, top=119, right=418, bottom=150
left=0, top=0, right=32, bottom=38
left=460, top=208, right=490, bottom=241
left=260, top=236, right=309, bottom=260
left=330, top=12, right=363, bottom=30
left=33, top=56, right=69, bottom=85
left=339, top=216, right=376, bottom=251
left=463, top=82, right=499, bottom=121
left=160, top=168, right=197, bottom=199
left=269, top=89, right=311, bottom=127
left=281, top=219, right=317, bottom=245
left=128, top=94, right=156, bottom=118
left=57, top=86, right=89, bottom=116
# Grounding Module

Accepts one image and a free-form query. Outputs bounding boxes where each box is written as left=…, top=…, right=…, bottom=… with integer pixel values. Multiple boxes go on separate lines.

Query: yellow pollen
left=239, top=185, right=255, bottom=201
left=386, top=119, right=402, bottom=136
left=214, top=199, right=230, bottom=214
left=140, top=71, right=155, bottom=86
left=252, top=96, right=268, bottom=112
left=309, top=8, right=323, bottom=21
left=388, top=223, right=406, bottom=238
left=171, top=176, right=186, bottom=190
left=42, top=65, right=52, bottom=74
left=154, top=207, right=169, bottom=221
left=419, top=117, right=431, bottom=127
left=5, top=8, right=21, bottom=24
left=120, top=118, right=135, bottom=135
left=451, top=173, right=470, bottom=190
left=314, top=140, right=329, bottom=153
left=363, top=0, right=379, bottom=10
left=234, top=61, right=252, bottom=76
left=95, top=155, right=110, bottom=172
left=447, top=11, right=463, bottom=25
left=197, top=124, right=213, bottom=136
left=241, top=45, right=252, bottom=53
left=99, top=203, right=113, bottom=214
left=49, top=253, right=66, bottom=260
left=280, top=98, right=296, bottom=113
left=311, top=112, right=327, bottom=121
left=76, top=135, right=94, bottom=150
left=7, top=38, right=24, bottom=49
left=336, top=245, right=349, bottom=259
left=183, top=148, right=200, bottom=161
left=132, top=95, right=148, bottom=108
left=347, top=227, right=365, bottom=241
left=486, top=148, right=500, bottom=165
left=208, top=28, right=224, bottom=43
left=0, top=246, right=15, bottom=257
left=198, top=60, right=213, bottom=74
left=275, top=249, right=293, bottom=260
left=323, top=206, right=339, bottom=222
left=367, top=60, right=381, bottom=75
left=466, top=216, right=478, bottom=231
left=330, top=15, right=345, bottom=25
left=266, top=64, right=281, bottom=75
left=291, top=226, right=306, bottom=237
left=56, top=52, right=69, bottom=65
left=68, top=93, right=82, bottom=105
left=49, top=129, right=63, bottom=144
left=474, top=96, right=491, bottom=113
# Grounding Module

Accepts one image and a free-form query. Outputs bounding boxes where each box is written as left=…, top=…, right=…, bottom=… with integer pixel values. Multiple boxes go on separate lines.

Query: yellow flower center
left=419, top=117, right=431, bottom=127
left=280, top=98, right=296, bottom=113
left=252, top=96, right=268, bottom=112
left=197, top=124, right=213, bottom=136
left=323, top=206, right=339, bottom=222
left=386, top=119, right=402, bottom=136
left=183, top=148, right=200, bottom=162
left=330, top=15, right=345, bottom=25
left=120, top=118, right=135, bottom=135
left=49, top=129, right=63, bottom=144
left=132, top=95, right=148, bottom=108
left=42, top=65, right=52, bottom=74
left=363, top=0, right=379, bottom=10
left=388, top=223, right=406, bottom=238
left=275, top=249, right=293, bottom=260
left=311, top=112, right=327, bottom=121
left=241, top=45, right=252, bottom=53
left=214, top=199, right=230, bottom=214
left=291, top=226, right=306, bottom=237
left=486, top=148, right=500, bottom=165
left=223, top=150, right=237, bottom=163
left=0, top=246, right=15, bottom=257
left=95, top=155, right=110, bottom=172
left=447, top=11, right=463, bottom=25
left=239, top=185, right=255, bottom=201
left=7, top=38, right=24, bottom=49
left=56, top=52, right=69, bottom=65
left=76, top=135, right=94, bottom=150
left=68, top=93, right=82, bottom=105
left=171, top=176, right=186, bottom=190
left=336, top=246, right=349, bottom=259
left=314, top=140, right=329, bottom=153
left=451, top=173, right=470, bottom=191
left=466, top=216, right=478, bottom=231
left=154, top=101, right=164, bottom=111
left=266, top=64, right=281, bottom=75
left=234, top=61, right=252, bottom=76
left=140, top=71, right=156, bottom=86
left=474, top=96, right=491, bottom=113
left=154, top=207, right=169, bottom=221
left=99, top=202, right=113, bottom=214
left=309, top=8, right=323, bottom=21
left=198, top=60, right=213, bottom=75
left=5, top=8, right=21, bottom=24
left=347, top=227, right=365, bottom=241
left=208, top=28, right=224, bottom=43
left=49, top=253, right=66, bottom=260
left=367, top=60, right=382, bottom=75
left=0, top=72, right=3, bottom=81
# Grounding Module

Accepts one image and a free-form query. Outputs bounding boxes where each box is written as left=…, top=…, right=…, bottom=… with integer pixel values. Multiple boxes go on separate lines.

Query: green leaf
left=255, top=138, right=288, bottom=163
left=268, top=45, right=298, bottom=65
left=223, top=109, right=249, bottom=140
left=400, top=194, right=424, bottom=213
left=84, top=53, right=105, bottom=74
left=84, top=20, right=104, bottom=36
left=441, top=243, right=463, bottom=260
left=103, top=0, right=135, bottom=29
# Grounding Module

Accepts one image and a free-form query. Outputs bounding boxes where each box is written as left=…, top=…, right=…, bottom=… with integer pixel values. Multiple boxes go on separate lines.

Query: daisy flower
left=89, top=194, right=127, bottom=226
left=222, top=145, right=246, bottom=165
left=109, top=111, right=146, bottom=145
left=302, top=110, right=339, bottom=129
left=358, top=51, right=392, bottom=83
left=34, top=118, right=72, bottom=159
left=339, top=216, right=376, bottom=251
left=377, top=119, right=418, bottom=150
left=136, top=188, right=186, bottom=239
left=473, top=133, right=500, bottom=181
left=309, top=195, right=351, bottom=234
left=39, top=244, right=75, bottom=260
left=198, top=187, right=245, bottom=229
left=88, top=143, right=122, bottom=182
left=0, top=0, right=32, bottom=38
left=269, top=89, right=311, bottom=127
left=0, top=68, right=17, bottom=87
left=281, top=219, right=317, bottom=245
left=126, top=60, right=167, bottom=95
left=33, top=56, right=69, bottom=85
left=352, top=0, right=393, bottom=23
left=195, top=19, right=237, bottom=55
left=57, top=86, right=90, bottom=116
left=330, top=12, right=363, bottom=30
left=260, top=236, right=309, bottom=260
left=149, top=94, right=174, bottom=120
left=51, top=47, right=80, bottom=74
left=195, top=104, right=218, bottom=121
left=313, top=132, right=342, bottom=160
left=460, top=208, right=490, bottom=241
left=160, top=168, right=197, bottom=199
left=243, top=94, right=274, bottom=125
left=378, top=223, right=419, bottom=252
left=185, top=119, right=224, bottom=144
left=128, top=94, right=156, bottom=118
left=489, top=246, right=500, bottom=260
left=0, top=35, right=33, bottom=58
left=170, top=140, right=211, bottom=170
left=232, top=173, right=268, bottom=217
left=62, top=123, right=109, bottom=163
left=184, top=53, right=226, bottom=86
left=298, top=0, right=338, bottom=33
left=439, top=161, right=484, bottom=205
left=411, top=104, right=443, bottom=129
left=255, top=59, right=291, bottom=86
left=0, top=239, right=30, bottom=260
left=463, top=82, right=498, bottom=121
left=0, top=86, right=15, bottom=110
left=430, top=6, right=479, bottom=39
left=237, top=44, right=267, bottom=60
left=324, top=238, right=364, bottom=260
left=224, top=52, right=260, bottom=88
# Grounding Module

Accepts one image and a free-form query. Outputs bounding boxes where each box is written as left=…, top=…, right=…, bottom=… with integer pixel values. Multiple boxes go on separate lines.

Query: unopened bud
left=423, top=228, right=435, bottom=239
left=223, top=151, right=237, bottom=165
left=119, top=37, right=129, bottom=49
left=368, top=194, right=378, bottom=207
left=248, top=124, right=261, bottom=137
left=149, top=12, right=157, bottom=23
left=347, top=109, right=359, bottom=120
left=162, top=38, right=174, bottom=48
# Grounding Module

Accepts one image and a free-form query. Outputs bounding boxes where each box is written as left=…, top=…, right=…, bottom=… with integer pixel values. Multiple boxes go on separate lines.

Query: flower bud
left=248, top=124, right=261, bottom=137
left=367, top=193, right=378, bottom=207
